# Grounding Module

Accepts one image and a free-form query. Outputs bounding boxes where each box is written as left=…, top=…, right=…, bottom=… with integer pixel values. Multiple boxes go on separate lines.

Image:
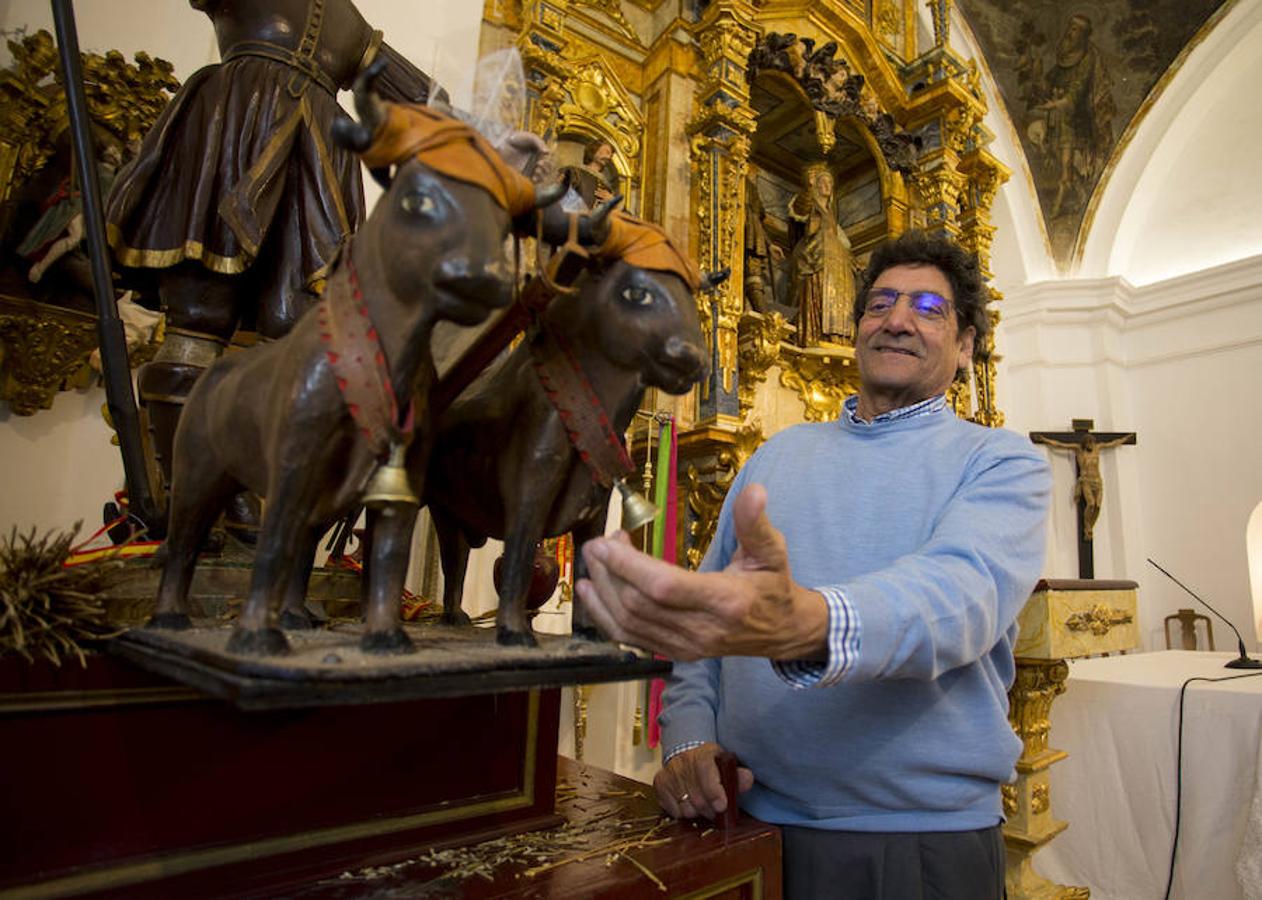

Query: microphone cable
left=1164, top=670, right=1262, bottom=900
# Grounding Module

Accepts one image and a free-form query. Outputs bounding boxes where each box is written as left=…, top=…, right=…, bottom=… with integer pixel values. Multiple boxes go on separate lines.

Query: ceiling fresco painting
left=955, top=0, right=1230, bottom=266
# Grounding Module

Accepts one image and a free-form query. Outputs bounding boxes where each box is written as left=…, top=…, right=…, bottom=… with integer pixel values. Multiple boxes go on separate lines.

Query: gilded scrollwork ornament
left=0, top=297, right=98, bottom=415
left=1007, top=659, right=1069, bottom=761
left=683, top=419, right=765, bottom=568
left=1065, top=604, right=1133, bottom=636
left=737, top=310, right=791, bottom=413
left=777, top=347, right=860, bottom=423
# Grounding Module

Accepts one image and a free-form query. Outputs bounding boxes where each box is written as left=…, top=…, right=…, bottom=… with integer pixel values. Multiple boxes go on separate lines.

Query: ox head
left=332, top=60, right=565, bottom=327
left=566, top=213, right=720, bottom=395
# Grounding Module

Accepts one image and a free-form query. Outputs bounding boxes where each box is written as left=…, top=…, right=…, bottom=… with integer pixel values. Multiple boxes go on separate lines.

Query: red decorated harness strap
left=316, top=241, right=414, bottom=457
left=529, top=321, right=634, bottom=489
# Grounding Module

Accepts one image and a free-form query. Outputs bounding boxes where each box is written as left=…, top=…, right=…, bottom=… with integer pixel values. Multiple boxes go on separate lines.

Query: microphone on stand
left=1147, top=558, right=1262, bottom=669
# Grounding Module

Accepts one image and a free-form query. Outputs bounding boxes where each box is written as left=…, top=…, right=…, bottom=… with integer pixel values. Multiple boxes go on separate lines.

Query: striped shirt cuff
left=663, top=740, right=708, bottom=764
left=771, top=586, right=860, bottom=688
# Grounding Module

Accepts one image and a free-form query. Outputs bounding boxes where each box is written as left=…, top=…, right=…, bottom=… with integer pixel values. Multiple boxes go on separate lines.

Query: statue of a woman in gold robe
left=788, top=163, right=855, bottom=346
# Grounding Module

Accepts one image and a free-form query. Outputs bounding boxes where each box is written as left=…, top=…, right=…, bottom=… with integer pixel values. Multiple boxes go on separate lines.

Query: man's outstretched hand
left=575, top=483, right=828, bottom=661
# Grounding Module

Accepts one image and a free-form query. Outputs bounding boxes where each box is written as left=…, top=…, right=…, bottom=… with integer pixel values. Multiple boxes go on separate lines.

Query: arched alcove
left=1079, top=0, right=1262, bottom=282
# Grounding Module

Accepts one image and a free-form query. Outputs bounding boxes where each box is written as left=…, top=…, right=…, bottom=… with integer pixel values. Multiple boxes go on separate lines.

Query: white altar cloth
left=1035, top=650, right=1262, bottom=900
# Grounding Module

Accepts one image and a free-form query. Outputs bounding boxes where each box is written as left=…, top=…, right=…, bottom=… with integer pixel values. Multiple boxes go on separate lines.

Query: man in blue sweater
left=576, top=231, right=1051, bottom=899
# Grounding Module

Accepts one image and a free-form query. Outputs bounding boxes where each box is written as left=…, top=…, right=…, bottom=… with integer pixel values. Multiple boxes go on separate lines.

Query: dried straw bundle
left=0, top=525, right=126, bottom=667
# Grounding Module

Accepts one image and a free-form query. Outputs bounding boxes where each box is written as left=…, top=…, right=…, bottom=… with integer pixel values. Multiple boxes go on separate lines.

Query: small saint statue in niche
left=562, top=138, right=621, bottom=210
left=742, top=171, right=785, bottom=315
left=788, top=162, right=855, bottom=347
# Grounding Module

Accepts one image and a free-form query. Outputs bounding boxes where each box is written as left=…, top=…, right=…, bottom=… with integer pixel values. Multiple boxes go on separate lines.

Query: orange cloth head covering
left=595, top=211, right=701, bottom=292
left=359, top=102, right=537, bottom=218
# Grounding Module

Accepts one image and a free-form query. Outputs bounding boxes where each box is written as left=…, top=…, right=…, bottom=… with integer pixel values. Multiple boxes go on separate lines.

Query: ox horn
left=532, top=179, right=567, bottom=210
left=331, top=56, right=388, bottom=154
left=699, top=267, right=732, bottom=293
left=519, top=192, right=623, bottom=248
left=587, top=194, right=621, bottom=244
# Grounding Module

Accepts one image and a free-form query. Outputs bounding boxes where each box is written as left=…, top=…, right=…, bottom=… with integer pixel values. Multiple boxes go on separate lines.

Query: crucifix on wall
left=1029, top=419, right=1137, bottom=579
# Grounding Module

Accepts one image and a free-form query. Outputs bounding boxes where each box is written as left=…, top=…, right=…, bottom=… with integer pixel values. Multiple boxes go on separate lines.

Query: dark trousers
left=781, top=823, right=1005, bottom=900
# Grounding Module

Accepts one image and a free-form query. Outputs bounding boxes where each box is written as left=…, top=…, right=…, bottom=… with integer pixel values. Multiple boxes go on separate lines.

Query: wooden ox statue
left=423, top=211, right=723, bottom=646
left=149, top=68, right=563, bottom=656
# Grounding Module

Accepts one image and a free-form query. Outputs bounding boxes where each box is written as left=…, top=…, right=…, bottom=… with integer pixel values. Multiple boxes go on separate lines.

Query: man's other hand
left=655, top=742, right=753, bottom=820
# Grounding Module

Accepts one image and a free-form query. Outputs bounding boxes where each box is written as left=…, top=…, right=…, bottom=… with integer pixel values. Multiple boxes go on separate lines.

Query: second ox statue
left=423, top=210, right=724, bottom=646
left=149, top=70, right=563, bottom=656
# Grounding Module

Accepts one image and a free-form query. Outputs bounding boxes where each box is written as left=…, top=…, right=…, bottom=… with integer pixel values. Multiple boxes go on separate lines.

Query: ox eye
left=401, top=191, right=436, bottom=216
left=621, top=286, right=652, bottom=306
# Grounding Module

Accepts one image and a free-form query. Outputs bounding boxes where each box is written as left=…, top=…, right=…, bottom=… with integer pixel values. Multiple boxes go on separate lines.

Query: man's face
left=593, top=143, right=614, bottom=166
left=854, top=263, right=975, bottom=419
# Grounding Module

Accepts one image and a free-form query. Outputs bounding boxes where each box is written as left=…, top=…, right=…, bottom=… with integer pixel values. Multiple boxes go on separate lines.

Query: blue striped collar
left=843, top=393, right=948, bottom=426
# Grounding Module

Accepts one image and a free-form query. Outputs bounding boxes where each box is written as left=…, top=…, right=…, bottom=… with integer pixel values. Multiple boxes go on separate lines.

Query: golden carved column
left=1005, top=659, right=1089, bottom=900
left=1005, top=579, right=1138, bottom=899
left=687, top=0, right=757, bottom=424
left=902, top=36, right=1007, bottom=425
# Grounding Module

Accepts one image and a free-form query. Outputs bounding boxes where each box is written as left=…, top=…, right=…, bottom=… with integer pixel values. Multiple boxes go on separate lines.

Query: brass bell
left=362, top=443, right=419, bottom=509
left=615, top=478, right=659, bottom=532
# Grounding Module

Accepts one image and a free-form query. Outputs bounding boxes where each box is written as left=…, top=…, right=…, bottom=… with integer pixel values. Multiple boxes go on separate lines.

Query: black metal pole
left=51, top=0, right=164, bottom=537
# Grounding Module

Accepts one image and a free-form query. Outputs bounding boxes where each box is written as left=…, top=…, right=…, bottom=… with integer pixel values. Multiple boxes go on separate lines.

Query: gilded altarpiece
left=486, top=0, right=1009, bottom=567
left=0, top=30, right=176, bottom=416
left=482, top=7, right=1066, bottom=895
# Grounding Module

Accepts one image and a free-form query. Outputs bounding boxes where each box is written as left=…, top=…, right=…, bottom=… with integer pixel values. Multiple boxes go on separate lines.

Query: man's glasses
left=862, top=288, right=953, bottom=324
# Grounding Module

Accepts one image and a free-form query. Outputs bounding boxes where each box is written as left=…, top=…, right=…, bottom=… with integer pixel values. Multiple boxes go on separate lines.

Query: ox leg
left=226, top=467, right=321, bottom=656
left=568, top=506, right=611, bottom=643
left=278, top=530, right=320, bottom=630
left=496, top=472, right=567, bottom=647
left=431, top=506, right=472, bottom=626
left=152, top=466, right=237, bottom=629
left=360, top=503, right=417, bottom=654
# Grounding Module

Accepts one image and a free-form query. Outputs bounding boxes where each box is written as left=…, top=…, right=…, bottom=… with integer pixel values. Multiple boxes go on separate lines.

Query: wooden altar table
left=1035, top=650, right=1262, bottom=900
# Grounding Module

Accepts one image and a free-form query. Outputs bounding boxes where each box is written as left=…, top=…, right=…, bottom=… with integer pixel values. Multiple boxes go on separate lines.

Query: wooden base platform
left=113, top=622, right=670, bottom=709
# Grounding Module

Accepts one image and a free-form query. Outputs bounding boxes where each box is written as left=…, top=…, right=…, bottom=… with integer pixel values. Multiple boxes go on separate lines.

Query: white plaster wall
left=963, top=0, right=1262, bottom=650
left=1001, top=256, right=1262, bottom=650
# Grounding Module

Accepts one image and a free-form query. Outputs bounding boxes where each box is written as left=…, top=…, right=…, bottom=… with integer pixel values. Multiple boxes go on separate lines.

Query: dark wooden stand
left=2, top=656, right=779, bottom=898
left=1, top=655, right=562, bottom=897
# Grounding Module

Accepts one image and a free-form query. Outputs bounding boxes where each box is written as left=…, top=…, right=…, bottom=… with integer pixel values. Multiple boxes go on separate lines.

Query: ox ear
left=699, top=267, right=731, bottom=293
left=332, top=56, right=388, bottom=152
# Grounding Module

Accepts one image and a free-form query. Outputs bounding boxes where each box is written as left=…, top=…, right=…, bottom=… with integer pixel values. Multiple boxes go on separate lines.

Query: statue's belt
left=222, top=40, right=338, bottom=97
left=316, top=244, right=413, bottom=459
left=530, top=322, right=633, bottom=490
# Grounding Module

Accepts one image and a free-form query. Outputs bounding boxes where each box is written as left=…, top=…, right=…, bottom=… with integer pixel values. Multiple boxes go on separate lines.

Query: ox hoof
left=360, top=628, right=415, bottom=655
left=440, top=609, right=472, bottom=627
left=279, top=608, right=316, bottom=631
left=496, top=625, right=538, bottom=648
left=147, top=612, right=192, bottom=631
left=226, top=627, right=290, bottom=656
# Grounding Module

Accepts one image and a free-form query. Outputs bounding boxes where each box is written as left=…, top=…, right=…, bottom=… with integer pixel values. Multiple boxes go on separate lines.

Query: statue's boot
left=137, top=328, right=229, bottom=543
left=138, top=327, right=226, bottom=489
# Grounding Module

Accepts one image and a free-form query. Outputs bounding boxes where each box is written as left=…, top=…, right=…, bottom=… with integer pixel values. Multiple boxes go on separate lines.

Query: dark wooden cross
left=1029, top=419, right=1137, bottom=579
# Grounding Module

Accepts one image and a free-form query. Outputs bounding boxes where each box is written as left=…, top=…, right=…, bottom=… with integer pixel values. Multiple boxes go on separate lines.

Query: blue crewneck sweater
left=659, top=404, right=1051, bottom=832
